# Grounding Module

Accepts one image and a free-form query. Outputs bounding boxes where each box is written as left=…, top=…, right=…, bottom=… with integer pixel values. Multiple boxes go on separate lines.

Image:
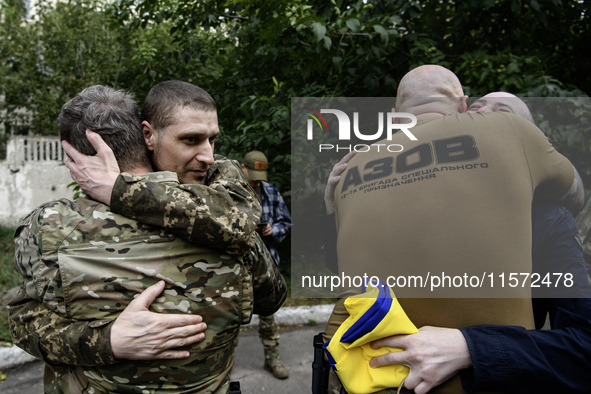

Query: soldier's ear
left=459, top=95, right=468, bottom=113
left=142, top=121, right=156, bottom=151
left=240, top=164, right=249, bottom=179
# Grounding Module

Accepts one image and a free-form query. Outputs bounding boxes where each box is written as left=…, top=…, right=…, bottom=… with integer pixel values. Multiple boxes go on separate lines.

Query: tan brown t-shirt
left=330, top=111, right=574, bottom=393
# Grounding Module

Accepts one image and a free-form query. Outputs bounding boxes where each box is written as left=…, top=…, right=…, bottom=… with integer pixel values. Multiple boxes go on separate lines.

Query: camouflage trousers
left=258, top=314, right=280, bottom=359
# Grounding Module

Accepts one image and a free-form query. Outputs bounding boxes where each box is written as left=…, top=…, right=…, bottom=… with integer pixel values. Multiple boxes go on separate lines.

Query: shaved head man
left=395, top=64, right=468, bottom=118
left=324, top=65, right=583, bottom=394
left=468, top=91, right=535, bottom=123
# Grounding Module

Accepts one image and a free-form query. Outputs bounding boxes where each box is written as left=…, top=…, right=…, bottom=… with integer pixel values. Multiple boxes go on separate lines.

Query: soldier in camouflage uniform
left=241, top=151, right=292, bottom=379
left=8, top=84, right=286, bottom=393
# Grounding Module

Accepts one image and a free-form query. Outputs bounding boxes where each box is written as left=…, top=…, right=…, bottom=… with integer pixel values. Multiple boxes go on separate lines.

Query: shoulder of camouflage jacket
left=208, top=155, right=243, bottom=181
left=208, top=155, right=260, bottom=207
left=111, top=166, right=260, bottom=254
left=117, top=170, right=179, bottom=184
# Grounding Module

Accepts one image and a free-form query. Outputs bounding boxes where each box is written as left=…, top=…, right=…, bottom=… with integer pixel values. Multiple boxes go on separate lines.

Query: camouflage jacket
left=111, top=155, right=261, bottom=256
left=9, top=170, right=286, bottom=393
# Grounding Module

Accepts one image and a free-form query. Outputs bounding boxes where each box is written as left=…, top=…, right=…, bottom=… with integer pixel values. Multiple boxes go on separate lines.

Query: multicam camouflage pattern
left=258, top=314, right=280, bottom=360
left=9, top=171, right=286, bottom=393
left=8, top=285, right=116, bottom=367
left=111, top=156, right=261, bottom=256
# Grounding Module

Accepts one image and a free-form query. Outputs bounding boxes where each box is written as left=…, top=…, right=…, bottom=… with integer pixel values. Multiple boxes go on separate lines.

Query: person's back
left=329, top=66, right=575, bottom=394
left=335, top=110, right=571, bottom=308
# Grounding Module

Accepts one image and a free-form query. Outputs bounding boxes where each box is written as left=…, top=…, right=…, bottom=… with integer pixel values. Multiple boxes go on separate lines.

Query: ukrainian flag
left=324, top=280, right=418, bottom=394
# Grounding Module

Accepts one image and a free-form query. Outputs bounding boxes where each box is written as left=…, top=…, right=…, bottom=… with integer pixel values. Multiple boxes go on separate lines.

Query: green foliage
left=0, top=224, right=18, bottom=290
left=97, top=0, right=590, bottom=188
left=0, top=0, right=133, bottom=135
left=0, top=0, right=588, bottom=308
left=1, top=0, right=590, bottom=189
left=535, top=98, right=591, bottom=184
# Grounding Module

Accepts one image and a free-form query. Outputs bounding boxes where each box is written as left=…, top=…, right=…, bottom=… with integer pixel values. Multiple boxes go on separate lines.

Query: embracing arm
left=8, top=281, right=207, bottom=366
left=368, top=300, right=591, bottom=394
left=249, top=232, right=287, bottom=317
left=522, top=121, right=585, bottom=216
left=62, top=132, right=260, bottom=254
left=320, top=152, right=357, bottom=273
left=111, top=160, right=260, bottom=254
left=459, top=203, right=591, bottom=393
left=8, top=210, right=206, bottom=367
left=369, top=326, right=472, bottom=394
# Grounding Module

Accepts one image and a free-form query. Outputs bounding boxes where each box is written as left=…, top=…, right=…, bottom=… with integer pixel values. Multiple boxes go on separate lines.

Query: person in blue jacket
left=457, top=200, right=591, bottom=393
left=241, top=150, right=292, bottom=380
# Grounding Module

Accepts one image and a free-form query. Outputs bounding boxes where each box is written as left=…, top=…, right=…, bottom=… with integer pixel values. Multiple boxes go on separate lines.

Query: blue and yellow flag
left=324, top=281, right=418, bottom=394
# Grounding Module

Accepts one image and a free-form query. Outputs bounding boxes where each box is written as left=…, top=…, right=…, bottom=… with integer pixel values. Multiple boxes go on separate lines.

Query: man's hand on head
left=61, top=130, right=120, bottom=204
left=110, top=281, right=207, bottom=360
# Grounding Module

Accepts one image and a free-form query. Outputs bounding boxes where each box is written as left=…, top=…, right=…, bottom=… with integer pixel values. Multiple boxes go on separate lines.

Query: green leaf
left=373, top=24, right=388, bottom=43
left=346, top=18, right=361, bottom=33
left=332, top=56, right=343, bottom=73
left=323, top=36, right=332, bottom=51
left=311, top=22, right=326, bottom=42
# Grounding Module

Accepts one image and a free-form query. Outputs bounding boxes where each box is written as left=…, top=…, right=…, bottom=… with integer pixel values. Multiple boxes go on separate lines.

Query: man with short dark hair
left=141, top=80, right=218, bottom=185
left=9, top=84, right=286, bottom=393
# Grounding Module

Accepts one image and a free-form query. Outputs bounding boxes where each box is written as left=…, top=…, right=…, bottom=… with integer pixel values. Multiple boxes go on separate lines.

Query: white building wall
left=1, top=136, right=72, bottom=226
